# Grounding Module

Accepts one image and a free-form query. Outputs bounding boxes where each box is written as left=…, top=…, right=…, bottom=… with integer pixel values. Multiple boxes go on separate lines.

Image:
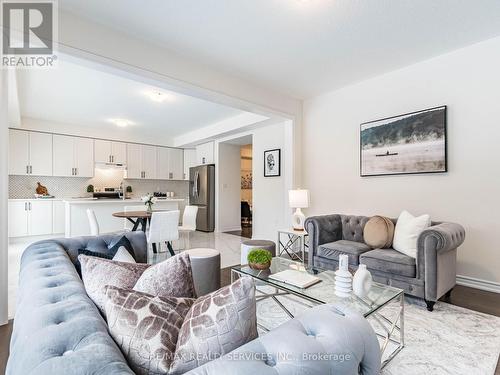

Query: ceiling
left=17, top=58, right=248, bottom=137
left=59, top=0, right=500, bottom=99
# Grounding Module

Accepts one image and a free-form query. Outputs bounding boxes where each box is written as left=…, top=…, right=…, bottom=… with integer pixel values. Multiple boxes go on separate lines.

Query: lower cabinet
left=8, top=200, right=57, bottom=237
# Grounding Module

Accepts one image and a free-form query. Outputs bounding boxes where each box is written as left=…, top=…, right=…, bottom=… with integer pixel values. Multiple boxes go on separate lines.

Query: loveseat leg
left=445, top=288, right=453, bottom=299
left=425, top=300, right=435, bottom=312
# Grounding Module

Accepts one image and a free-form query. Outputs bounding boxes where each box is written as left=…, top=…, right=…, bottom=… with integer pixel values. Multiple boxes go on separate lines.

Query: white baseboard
left=219, top=226, right=242, bottom=233
left=456, top=275, right=500, bottom=294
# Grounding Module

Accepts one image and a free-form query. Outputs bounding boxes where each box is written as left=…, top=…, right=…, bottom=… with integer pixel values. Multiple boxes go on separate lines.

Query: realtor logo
left=1, top=0, right=58, bottom=68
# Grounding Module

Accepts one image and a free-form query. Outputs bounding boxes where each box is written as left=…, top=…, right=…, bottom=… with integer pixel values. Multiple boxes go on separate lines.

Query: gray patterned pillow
left=79, top=255, right=150, bottom=314
left=104, top=286, right=195, bottom=375
left=133, top=253, right=196, bottom=299
left=170, top=276, right=257, bottom=374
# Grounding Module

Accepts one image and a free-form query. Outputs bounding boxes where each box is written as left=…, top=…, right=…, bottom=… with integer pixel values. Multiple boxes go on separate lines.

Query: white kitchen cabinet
left=9, top=129, right=52, bottom=176
left=95, top=140, right=127, bottom=164
left=53, top=135, right=94, bottom=177
left=29, top=201, right=54, bottom=236
left=168, top=148, right=184, bottom=180
left=112, top=142, right=127, bottom=164
left=126, top=143, right=157, bottom=179
left=75, top=137, right=94, bottom=177
left=53, top=135, right=74, bottom=177
left=183, top=149, right=197, bottom=180
left=8, top=201, right=29, bottom=237
left=53, top=200, right=65, bottom=234
left=8, top=200, right=54, bottom=237
left=156, top=147, right=170, bottom=180
left=142, top=145, right=157, bottom=180
left=157, top=147, right=184, bottom=180
left=196, top=141, right=215, bottom=165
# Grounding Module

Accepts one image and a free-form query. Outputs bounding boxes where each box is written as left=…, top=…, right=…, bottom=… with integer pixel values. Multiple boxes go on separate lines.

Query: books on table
left=269, top=269, right=321, bottom=289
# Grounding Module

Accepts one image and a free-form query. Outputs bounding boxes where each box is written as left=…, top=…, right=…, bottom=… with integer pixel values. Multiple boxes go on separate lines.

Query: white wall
left=0, top=70, right=9, bottom=325
left=252, top=122, right=290, bottom=241
left=303, top=36, right=500, bottom=287
left=217, top=143, right=242, bottom=232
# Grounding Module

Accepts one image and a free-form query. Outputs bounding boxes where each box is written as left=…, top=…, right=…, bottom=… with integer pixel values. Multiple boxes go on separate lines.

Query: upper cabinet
left=126, top=144, right=157, bottom=180
left=196, top=141, right=215, bottom=165
left=53, top=135, right=94, bottom=177
left=157, top=147, right=184, bottom=180
left=95, top=140, right=127, bottom=164
left=183, top=149, right=197, bottom=180
left=9, top=129, right=53, bottom=176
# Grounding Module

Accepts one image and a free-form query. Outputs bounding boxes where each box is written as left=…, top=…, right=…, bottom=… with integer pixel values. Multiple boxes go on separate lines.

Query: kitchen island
left=64, top=198, right=185, bottom=237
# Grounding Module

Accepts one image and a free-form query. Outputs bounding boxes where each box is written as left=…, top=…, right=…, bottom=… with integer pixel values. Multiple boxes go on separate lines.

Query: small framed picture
left=264, top=149, right=281, bottom=177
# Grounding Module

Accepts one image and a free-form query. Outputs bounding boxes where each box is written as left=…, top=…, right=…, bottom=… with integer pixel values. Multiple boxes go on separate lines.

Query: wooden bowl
left=249, top=261, right=271, bottom=270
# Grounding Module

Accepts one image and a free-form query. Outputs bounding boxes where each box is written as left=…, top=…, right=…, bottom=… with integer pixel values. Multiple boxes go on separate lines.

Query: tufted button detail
left=264, top=356, right=276, bottom=367
left=62, top=350, right=74, bottom=356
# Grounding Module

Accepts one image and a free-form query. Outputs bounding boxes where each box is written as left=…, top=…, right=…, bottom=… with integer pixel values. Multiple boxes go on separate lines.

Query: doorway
left=217, top=135, right=253, bottom=239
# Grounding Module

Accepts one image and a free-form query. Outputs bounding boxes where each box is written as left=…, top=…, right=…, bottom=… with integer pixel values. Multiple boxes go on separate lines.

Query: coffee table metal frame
left=231, top=260, right=404, bottom=369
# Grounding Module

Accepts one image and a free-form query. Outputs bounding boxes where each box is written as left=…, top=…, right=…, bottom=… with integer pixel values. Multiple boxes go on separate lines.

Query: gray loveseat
left=305, top=214, right=466, bottom=311
left=7, top=232, right=381, bottom=375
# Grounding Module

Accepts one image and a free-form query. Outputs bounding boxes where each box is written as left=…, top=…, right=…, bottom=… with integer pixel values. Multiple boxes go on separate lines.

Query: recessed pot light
left=108, top=118, right=135, bottom=127
left=143, top=90, right=175, bottom=103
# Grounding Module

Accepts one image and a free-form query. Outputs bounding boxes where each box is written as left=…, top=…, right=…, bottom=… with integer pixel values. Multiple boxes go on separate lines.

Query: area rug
left=256, top=291, right=500, bottom=375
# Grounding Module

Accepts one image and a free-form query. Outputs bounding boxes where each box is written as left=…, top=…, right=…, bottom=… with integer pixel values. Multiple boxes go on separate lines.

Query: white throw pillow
left=392, top=210, right=431, bottom=258
left=112, top=246, right=137, bottom=263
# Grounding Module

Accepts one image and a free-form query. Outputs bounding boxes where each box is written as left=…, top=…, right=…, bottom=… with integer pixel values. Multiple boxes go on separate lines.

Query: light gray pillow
left=170, top=276, right=257, bottom=374
left=104, top=286, right=195, bottom=375
left=79, top=255, right=150, bottom=314
left=133, top=253, right=196, bottom=299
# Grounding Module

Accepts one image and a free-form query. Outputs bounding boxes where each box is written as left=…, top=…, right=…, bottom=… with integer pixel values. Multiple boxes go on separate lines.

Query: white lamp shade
left=289, top=189, right=310, bottom=208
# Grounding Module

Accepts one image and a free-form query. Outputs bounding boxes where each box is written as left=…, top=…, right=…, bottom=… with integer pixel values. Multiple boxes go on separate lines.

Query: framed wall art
left=360, top=106, right=447, bottom=177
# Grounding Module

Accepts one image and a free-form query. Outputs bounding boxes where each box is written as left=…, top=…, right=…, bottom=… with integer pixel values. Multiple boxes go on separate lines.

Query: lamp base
left=292, top=208, right=306, bottom=231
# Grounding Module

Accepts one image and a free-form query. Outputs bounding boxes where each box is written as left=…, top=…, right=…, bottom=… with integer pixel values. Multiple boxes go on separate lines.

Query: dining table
left=112, top=210, right=158, bottom=232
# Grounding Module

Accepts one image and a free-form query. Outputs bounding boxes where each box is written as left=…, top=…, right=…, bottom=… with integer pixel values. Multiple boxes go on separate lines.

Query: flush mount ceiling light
left=108, top=118, right=135, bottom=127
left=143, top=89, right=175, bottom=103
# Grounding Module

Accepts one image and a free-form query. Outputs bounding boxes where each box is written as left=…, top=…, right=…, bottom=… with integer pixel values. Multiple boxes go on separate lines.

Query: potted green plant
left=87, top=184, right=94, bottom=193
left=247, top=249, right=273, bottom=270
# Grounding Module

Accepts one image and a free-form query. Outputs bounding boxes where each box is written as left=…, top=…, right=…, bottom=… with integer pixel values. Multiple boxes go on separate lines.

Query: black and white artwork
left=264, top=149, right=281, bottom=177
left=360, top=106, right=447, bottom=176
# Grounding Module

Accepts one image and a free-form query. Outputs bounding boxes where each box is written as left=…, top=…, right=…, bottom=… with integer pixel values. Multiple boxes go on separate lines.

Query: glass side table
left=277, top=228, right=308, bottom=263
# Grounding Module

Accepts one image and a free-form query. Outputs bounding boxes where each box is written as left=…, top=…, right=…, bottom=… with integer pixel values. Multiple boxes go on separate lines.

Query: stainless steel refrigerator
left=189, top=164, right=215, bottom=232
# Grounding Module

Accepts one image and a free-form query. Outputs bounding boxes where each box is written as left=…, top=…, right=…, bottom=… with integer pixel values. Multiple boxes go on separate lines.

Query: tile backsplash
left=9, top=168, right=189, bottom=199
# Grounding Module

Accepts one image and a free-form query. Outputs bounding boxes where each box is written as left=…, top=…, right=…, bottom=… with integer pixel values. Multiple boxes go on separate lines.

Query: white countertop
left=9, top=197, right=185, bottom=203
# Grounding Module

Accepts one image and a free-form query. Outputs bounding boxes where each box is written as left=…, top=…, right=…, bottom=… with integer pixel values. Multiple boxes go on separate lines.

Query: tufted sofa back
left=340, top=215, right=370, bottom=243
left=6, top=232, right=147, bottom=375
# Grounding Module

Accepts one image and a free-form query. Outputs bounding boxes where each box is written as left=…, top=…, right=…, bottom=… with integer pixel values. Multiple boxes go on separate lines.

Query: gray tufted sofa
left=7, top=232, right=381, bottom=375
left=305, top=214, right=466, bottom=311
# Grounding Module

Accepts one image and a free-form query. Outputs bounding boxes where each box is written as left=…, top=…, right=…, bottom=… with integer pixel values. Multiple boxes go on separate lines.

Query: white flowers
left=141, top=194, right=157, bottom=210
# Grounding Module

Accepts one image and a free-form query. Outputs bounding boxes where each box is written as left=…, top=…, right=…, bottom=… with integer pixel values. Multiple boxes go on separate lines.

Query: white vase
left=353, top=264, right=372, bottom=298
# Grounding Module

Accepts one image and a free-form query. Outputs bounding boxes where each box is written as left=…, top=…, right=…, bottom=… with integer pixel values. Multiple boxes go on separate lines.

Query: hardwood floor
left=0, top=320, right=12, bottom=374
left=1, top=275, right=498, bottom=374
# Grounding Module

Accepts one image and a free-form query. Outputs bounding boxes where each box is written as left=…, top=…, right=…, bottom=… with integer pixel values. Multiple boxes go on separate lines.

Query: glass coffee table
left=231, top=257, right=404, bottom=368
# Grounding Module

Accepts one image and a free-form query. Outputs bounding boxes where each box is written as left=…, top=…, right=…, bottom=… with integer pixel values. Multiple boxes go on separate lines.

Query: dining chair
left=178, top=205, right=198, bottom=250
left=124, top=205, right=146, bottom=231
left=86, top=209, right=100, bottom=236
left=147, top=210, right=180, bottom=255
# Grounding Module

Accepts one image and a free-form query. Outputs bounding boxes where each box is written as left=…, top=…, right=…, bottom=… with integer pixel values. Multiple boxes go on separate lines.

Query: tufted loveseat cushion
left=185, top=304, right=381, bottom=375
left=6, top=238, right=142, bottom=375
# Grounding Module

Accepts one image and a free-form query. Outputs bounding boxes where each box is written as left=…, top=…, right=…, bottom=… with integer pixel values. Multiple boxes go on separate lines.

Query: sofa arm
left=417, top=222, right=466, bottom=254
left=417, top=222, right=465, bottom=302
left=305, top=215, right=342, bottom=266
left=185, top=304, right=380, bottom=375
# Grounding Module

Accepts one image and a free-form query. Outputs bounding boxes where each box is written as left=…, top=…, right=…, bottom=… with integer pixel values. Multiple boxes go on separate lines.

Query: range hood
left=94, top=162, right=127, bottom=170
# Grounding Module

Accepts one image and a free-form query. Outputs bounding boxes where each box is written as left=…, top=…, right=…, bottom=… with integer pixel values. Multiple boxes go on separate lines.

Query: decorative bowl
left=249, top=261, right=271, bottom=270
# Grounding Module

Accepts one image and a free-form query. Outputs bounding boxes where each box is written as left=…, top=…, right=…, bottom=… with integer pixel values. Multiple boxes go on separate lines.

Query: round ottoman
left=241, top=239, right=276, bottom=265
left=184, top=248, right=221, bottom=296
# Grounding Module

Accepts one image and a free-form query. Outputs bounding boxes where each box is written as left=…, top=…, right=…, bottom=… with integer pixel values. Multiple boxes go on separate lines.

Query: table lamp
left=289, top=189, right=310, bottom=231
